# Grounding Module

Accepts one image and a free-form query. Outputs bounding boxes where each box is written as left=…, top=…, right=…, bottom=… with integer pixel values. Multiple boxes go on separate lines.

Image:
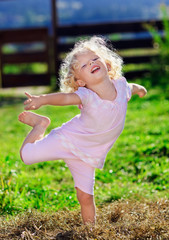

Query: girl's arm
left=24, top=92, right=82, bottom=110
left=129, top=83, right=147, bottom=98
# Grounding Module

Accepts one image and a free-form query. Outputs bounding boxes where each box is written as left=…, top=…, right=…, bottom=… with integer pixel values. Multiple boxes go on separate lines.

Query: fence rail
left=0, top=20, right=163, bottom=88
left=0, top=27, right=50, bottom=88
left=0, top=28, right=49, bottom=43
left=58, top=38, right=155, bottom=52
left=57, top=20, right=162, bottom=36
left=56, top=20, right=162, bottom=82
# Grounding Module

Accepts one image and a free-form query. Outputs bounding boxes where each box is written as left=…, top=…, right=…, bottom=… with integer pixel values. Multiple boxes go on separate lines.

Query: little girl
left=18, top=36, right=147, bottom=224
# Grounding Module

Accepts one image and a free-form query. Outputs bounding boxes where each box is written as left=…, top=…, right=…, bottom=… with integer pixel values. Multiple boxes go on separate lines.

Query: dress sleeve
left=121, top=77, right=132, bottom=102
left=126, top=81, right=132, bottom=101
left=74, top=87, right=90, bottom=108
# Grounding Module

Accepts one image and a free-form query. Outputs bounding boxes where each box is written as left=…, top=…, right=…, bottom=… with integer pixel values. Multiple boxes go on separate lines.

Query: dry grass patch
left=0, top=198, right=169, bottom=240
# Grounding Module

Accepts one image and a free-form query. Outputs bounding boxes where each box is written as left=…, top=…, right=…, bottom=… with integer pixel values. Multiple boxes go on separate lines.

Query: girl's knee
left=76, top=187, right=94, bottom=206
left=20, top=144, right=33, bottom=165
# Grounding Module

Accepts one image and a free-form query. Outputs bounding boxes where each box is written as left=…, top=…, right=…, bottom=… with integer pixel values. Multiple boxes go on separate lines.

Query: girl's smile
left=91, top=65, right=100, bottom=74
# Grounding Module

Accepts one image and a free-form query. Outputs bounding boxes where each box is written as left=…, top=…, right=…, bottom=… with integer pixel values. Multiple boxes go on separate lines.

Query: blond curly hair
left=59, top=36, right=123, bottom=93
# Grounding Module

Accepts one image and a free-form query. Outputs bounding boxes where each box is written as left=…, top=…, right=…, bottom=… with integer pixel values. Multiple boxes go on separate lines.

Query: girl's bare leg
left=18, top=111, right=50, bottom=161
left=76, top=187, right=96, bottom=224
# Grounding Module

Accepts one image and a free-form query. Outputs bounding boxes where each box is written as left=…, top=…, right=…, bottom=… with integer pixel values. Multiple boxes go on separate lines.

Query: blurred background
left=0, top=0, right=169, bottom=89
left=0, top=0, right=169, bottom=28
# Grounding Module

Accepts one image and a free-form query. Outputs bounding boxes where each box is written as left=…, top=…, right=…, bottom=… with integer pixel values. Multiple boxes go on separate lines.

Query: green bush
left=146, top=5, right=169, bottom=87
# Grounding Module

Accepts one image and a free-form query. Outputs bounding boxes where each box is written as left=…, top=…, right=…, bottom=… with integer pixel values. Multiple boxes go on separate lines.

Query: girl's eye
left=93, top=57, right=99, bottom=61
left=82, top=64, right=86, bottom=68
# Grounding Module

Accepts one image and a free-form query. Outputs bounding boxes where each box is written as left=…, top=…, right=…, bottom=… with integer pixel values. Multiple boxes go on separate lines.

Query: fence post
left=51, top=0, right=59, bottom=88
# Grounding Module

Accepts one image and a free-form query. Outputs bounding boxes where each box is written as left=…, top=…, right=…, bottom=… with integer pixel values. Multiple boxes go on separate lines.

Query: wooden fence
left=57, top=20, right=162, bottom=80
left=0, top=20, right=163, bottom=88
left=0, top=27, right=50, bottom=88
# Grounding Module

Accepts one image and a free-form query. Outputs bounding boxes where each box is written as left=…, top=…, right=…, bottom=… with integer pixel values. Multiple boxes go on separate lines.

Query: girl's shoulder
left=114, top=77, right=131, bottom=101
left=75, top=87, right=94, bottom=107
left=115, top=76, right=127, bottom=84
left=75, top=87, right=94, bottom=98
left=114, top=77, right=129, bottom=89
left=76, top=87, right=98, bottom=97
left=76, top=86, right=91, bottom=93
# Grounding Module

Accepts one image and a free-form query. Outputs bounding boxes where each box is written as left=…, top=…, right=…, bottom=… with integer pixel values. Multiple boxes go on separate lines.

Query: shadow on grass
left=56, top=231, right=74, bottom=240
left=0, top=96, right=25, bottom=107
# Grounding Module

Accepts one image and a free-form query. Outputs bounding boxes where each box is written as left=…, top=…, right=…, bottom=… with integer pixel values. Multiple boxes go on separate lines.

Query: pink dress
left=54, top=77, right=131, bottom=169
left=21, top=77, right=131, bottom=194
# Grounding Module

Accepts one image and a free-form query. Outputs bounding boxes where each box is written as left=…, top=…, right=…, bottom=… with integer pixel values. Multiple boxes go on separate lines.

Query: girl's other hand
left=24, top=92, right=42, bottom=110
left=137, top=86, right=147, bottom=98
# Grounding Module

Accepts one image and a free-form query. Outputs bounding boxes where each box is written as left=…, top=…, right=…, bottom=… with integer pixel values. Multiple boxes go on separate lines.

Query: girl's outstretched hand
left=137, top=86, right=147, bottom=98
left=24, top=92, right=42, bottom=110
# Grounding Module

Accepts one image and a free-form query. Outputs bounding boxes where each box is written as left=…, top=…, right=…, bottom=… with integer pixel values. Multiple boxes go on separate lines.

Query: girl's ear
left=106, top=63, right=111, bottom=72
left=77, top=79, right=86, bottom=87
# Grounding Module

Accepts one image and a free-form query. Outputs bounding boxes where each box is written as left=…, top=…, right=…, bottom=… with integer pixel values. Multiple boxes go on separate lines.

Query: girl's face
left=74, top=50, right=110, bottom=88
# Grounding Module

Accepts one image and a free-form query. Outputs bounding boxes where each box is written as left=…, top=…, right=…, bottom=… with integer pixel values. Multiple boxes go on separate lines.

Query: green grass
left=0, top=84, right=168, bottom=216
left=3, top=63, right=48, bottom=74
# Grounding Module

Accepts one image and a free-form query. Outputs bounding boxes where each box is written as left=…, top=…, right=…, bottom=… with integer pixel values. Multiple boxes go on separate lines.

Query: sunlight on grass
left=119, top=48, right=159, bottom=57
left=3, top=63, right=48, bottom=74
left=123, top=63, right=152, bottom=72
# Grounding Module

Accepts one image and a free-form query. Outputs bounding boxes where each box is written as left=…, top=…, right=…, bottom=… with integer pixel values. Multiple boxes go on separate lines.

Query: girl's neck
left=87, top=78, right=117, bottom=101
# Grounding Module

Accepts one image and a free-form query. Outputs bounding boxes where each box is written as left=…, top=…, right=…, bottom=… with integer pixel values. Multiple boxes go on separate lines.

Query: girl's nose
left=89, top=60, right=94, bottom=65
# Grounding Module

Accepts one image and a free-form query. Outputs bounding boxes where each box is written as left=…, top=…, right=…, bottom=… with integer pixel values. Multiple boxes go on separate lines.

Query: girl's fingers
left=24, top=103, right=32, bottom=110
left=24, top=105, right=30, bottom=110
left=24, top=92, right=37, bottom=110
left=25, top=92, right=32, bottom=98
left=24, top=104, right=36, bottom=110
left=24, top=99, right=32, bottom=105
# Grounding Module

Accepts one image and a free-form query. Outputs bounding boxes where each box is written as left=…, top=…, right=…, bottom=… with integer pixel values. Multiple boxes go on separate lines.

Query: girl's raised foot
left=18, top=111, right=50, bottom=128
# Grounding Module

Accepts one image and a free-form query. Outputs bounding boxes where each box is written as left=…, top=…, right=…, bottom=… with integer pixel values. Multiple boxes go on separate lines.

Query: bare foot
left=18, top=111, right=50, bottom=128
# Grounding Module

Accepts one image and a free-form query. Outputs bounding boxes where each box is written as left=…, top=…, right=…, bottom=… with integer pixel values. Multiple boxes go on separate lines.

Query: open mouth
left=91, top=65, right=100, bottom=74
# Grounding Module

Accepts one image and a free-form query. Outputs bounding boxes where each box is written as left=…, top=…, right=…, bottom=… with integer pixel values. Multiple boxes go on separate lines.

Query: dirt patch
left=0, top=198, right=169, bottom=239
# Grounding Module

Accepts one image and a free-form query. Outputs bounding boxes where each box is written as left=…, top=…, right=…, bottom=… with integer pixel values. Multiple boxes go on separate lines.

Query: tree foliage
left=146, top=5, right=169, bottom=86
